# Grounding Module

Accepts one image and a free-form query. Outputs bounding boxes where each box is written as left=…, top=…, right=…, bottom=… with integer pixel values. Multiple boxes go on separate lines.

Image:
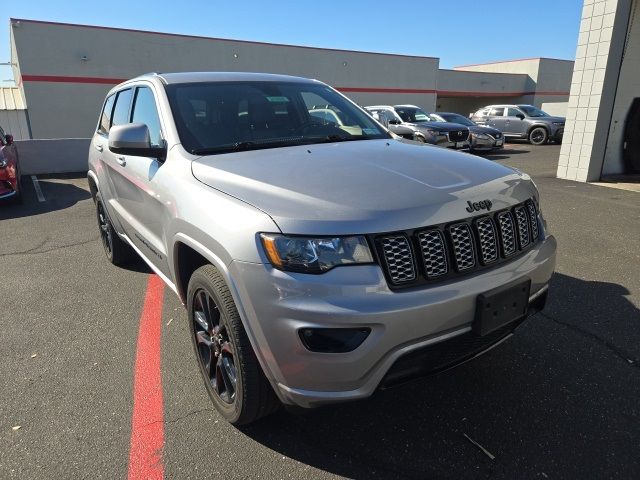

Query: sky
left=1, top=0, right=584, bottom=85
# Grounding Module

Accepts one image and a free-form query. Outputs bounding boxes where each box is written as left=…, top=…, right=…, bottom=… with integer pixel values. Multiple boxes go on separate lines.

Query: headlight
left=474, top=133, right=490, bottom=140
left=260, top=234, right=373, bottom=273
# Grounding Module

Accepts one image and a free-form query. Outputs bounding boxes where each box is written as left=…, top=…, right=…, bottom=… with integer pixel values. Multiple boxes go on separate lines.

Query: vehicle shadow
left=239, top=272, right=640, bottom=479
left=479, top=149, right=531, bottom=161
left=0, top=175, right=91, bottom=221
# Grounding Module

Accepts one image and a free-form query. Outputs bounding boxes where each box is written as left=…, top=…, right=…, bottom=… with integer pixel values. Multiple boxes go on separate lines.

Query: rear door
left=106, top=84, right=171, bottom=276
left=100, top=88, right=133, bottom=229
left=486, top=107, right=507, bottom=131
left=91, top=93, right=121, bottom=222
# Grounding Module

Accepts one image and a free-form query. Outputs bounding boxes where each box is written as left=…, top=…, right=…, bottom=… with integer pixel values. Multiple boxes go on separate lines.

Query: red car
left=0, top=125, right=21, bottom=203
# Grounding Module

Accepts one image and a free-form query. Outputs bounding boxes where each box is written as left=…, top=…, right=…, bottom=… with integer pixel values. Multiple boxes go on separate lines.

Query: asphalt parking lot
left=1, top=143, right=639, bottom=479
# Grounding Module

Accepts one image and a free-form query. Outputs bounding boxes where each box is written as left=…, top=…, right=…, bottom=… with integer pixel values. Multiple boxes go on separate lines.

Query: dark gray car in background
left=430, top=112, right=504, bottom=152
left=470, top=105, right=565, bottom=145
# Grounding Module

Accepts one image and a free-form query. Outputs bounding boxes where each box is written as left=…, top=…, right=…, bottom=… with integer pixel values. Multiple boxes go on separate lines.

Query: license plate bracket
left=473, top=279, right=531, bottom=336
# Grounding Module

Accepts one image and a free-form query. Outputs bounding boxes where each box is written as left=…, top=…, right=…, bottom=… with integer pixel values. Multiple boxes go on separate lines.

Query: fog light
left=299, top=328, right=371, bottom=353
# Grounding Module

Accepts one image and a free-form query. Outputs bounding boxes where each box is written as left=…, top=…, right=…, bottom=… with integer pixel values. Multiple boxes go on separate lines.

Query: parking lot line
left=128, top=275, right=166, bottom=480
left=31, top=175, right=45, bottom=202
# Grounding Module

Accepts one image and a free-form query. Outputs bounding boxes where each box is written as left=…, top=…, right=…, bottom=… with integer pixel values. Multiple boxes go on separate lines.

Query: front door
left=103, top=85, right=171, bottom=276
left=504, top=107, right=527, bottom=136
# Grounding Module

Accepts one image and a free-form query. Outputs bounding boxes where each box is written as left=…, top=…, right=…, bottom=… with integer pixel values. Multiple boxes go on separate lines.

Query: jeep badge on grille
left=466, top=200, right=493, bottom=213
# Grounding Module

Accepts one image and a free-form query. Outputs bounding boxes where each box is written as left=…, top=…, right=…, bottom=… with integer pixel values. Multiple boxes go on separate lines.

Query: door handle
left=116, top=156, right=126, bottom=167
left=95, top=144, right=103, bottom=152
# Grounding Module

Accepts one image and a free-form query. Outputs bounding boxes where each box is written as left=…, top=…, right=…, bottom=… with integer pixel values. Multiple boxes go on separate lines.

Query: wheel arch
left=527, top=123, right=549, bottom=135
left=87, top=170, right=99, bottom=201
left=171, top=234, right=281, bottom=396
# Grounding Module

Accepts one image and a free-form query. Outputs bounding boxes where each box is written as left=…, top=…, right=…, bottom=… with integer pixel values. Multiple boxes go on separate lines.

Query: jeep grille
left=376, top=199, right=541, bottom=287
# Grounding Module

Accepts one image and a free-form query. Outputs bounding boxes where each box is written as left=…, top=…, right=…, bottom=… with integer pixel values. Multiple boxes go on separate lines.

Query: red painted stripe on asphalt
left=128, top=274, right=166, bottom=480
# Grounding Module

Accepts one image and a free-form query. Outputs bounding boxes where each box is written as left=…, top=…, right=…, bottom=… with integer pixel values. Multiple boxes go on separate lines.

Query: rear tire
left=187, top=264, right=280, bottom=425
left=95, top=196, right=134, bottom=266
left=528, top=127, right=548, bottom=145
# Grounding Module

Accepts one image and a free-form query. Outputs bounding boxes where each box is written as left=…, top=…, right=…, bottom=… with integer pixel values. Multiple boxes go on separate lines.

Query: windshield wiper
left=308, top=135, right=371, bottom=144
left=191, top=141, right=258, bottom=155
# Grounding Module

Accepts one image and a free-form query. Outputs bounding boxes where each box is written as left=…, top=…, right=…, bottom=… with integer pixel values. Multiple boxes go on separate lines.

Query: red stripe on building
left=18, top=74, right=569, bottom=97
left=21, top=74, right=126, bottom=84
left=337, top=86, right=437, bottom=94
left=128, top=274, right=166, bottom=480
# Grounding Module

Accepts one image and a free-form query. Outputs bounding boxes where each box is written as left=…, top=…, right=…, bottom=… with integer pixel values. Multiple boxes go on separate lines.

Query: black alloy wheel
left=187, top=264, right=280, bottom=425
left=529, top=127, right=548, bottom=145
left=94, top=196, right=133, bottom=265
left=96, top=198, right=114, bottom=257
left=192, top=288, right=237, bottom=404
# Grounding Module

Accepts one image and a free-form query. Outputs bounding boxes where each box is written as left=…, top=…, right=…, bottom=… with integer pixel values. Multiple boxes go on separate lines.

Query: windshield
left=394, top=107, right=432, bottom=123
left=438, top=113, right=475, bottom=126
left=518, top=105, right=549, bottom=118
left=166, top=81, right=389, bottom=154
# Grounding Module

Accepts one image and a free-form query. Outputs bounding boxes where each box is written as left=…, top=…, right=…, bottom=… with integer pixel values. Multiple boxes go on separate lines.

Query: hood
left=191, top=139, right=536, bottom=235
left=469, top=125, right=503, bottom=136
left=412, top=121, right=469, bottom=132
left=538, top=116, right=565, bottom=123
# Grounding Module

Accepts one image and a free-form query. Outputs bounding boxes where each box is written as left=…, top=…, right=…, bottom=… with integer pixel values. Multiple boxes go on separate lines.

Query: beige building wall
left=11, top=19, right=439, bottom=139
left=557, top=0, right=634, bottom=181
left=9, top=19, right=575, bottom=142
left=453, top=58, right=572, bottom=108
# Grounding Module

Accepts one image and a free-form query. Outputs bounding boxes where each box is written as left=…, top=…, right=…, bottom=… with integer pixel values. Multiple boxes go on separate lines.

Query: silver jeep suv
left=88, top=72, right=556, bottom=425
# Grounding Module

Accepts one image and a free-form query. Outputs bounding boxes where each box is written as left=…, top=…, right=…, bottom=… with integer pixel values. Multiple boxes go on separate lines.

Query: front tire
left=528, top=127, right=548, bottom=145
left=187, top=264, right=280, bottom=425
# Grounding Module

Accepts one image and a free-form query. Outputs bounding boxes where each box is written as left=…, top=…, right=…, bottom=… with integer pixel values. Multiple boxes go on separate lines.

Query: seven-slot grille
left=377, top=199, right=541, bottom=286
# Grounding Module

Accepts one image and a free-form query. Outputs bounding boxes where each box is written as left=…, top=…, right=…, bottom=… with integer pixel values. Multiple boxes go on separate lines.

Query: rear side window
left=97, top=94, right=115, bottom=135
left=112, top=89, right=133, bottom=127
left=131, top=87, right=163, bottom=147
left=489, top=107, right=505, bottom=117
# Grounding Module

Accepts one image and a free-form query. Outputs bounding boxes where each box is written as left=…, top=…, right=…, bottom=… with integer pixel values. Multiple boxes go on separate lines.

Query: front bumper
left=551, top=127, right=564, bottom=141
left=0, top=167, right=19, bottom=199
left=470, top=135, right=504, bottom=151
left=229, top=234, right=556, bottom=408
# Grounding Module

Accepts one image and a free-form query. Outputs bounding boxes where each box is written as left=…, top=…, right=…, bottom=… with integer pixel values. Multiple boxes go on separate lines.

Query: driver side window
left=131, top=87, right=163, bottom=147
left=507, top=108, right=523, bottom=118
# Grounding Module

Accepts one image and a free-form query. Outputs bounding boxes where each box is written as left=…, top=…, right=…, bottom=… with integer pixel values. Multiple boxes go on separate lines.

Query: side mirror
left=4, top=134, right=14, bottom=145
left=108, top=123, right=165, bottom=159
left=388, top=119, right=401, bottom=125
left=516, top=114, right=525, bottom=120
